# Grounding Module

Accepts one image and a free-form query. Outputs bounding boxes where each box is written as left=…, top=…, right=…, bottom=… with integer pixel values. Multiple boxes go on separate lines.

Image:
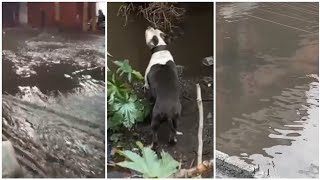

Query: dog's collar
left=151, top=45, right=168, bottom=54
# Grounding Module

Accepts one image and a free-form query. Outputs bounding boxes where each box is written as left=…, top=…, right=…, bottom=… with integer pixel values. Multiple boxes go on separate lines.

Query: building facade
left=3, top=2, right=98, bottom=31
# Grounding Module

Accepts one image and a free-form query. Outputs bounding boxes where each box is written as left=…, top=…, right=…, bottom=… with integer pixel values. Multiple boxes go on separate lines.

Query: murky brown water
left=217, top=2, right=319, bottom=178
left=107, top=2, right=213, bottom=77
left=107, top=2, right=213, bottom=177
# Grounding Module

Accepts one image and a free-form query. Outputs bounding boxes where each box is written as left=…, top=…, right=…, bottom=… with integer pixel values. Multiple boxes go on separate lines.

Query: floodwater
left=107, top=2, right=213, bottom=177
left=217, top=2, right=319, bottom=178
left=2, top=28, right=105, bottom=177
left=107, top=2, right=213, bottom=77
left=2, top=28, right=105, bottom=95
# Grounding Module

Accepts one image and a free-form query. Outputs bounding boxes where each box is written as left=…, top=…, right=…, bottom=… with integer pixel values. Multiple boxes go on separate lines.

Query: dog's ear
left=160, top=33, right=166, bottom=40
left=151, top=35, right=159, bottom=46
left=160, top=32, right=172, bottom=44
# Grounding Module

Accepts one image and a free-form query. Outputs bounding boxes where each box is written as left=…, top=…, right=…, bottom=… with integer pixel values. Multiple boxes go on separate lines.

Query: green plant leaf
left=160, top=151, right=180, bottom=177
left=111, top=95, right=142, bottom=128
left=107, top=74, right=129, bottom=103
left=110, top=133, right=122, bottom=142
left=108, top=113, right=123, bottom=130
left=117, top=144, right=179, bottom=178
left=136, top=141, right=144, bottom=150
left=107, top=58, right=151, bottom=133
left=113, top=60, right=144, bottom=83
left=141, top=146, right=160, bottom=177
left=117, top=150, right=148, bottom=174
left=113, top=60, right=133, bottom=81
left=132, top=70, right=144, bottom=80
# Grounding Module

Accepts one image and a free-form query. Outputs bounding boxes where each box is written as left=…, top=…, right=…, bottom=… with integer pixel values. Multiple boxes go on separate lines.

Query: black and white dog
left=144, top=26, right=182, bottom=148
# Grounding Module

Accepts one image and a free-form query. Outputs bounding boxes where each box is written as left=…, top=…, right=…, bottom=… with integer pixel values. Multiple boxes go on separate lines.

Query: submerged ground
left=216, top=2, right=319, bottom=178
left=2, top=28, right=105, bottom=177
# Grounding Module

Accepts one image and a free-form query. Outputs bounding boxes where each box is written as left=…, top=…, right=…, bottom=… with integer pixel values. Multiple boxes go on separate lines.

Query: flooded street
left=107, top=2, right=213, bottom=177
left=2, top=28, right=105, bottom=177
left=216, top=2, right=319, bottom=178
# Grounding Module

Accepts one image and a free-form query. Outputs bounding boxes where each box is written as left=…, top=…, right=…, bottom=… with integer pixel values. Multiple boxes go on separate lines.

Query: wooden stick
left=196, top=84, right=203, bottom=165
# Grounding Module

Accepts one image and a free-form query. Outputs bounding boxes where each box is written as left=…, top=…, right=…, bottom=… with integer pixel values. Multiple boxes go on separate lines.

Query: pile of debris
left=117, top=2, right=186, bottom=31
left=2, top=95, right=105, bottom=178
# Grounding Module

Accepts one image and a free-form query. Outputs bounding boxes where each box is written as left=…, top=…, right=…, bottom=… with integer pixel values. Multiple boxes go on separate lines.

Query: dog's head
left=145, top=27, right=167, bottom=49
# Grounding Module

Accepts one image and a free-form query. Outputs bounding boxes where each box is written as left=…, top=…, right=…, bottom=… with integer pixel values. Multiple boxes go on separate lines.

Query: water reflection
left=217, top=2, right=319, bottom=178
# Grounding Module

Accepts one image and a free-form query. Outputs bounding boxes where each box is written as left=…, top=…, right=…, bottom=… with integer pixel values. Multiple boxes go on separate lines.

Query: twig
left=190, top=158, right=195, bottom=168
left=196, top=83, right=203, bottom=166
left=118, top=2, right=185, bottom=31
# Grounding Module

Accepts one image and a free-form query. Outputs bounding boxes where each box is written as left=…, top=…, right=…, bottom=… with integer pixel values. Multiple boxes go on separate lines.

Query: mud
left=110, top=77, right=213, bottom=178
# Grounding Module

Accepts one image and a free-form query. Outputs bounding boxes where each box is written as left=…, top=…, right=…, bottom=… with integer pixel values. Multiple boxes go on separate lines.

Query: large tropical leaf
left=107, top=58, right=150, bottom=133
left=117, top=144, right=179, bottom=178
left=117, top=150, right=151, bottom=175
left=159, top=151, right=180, bottom=177
left=111, top=95, right=144, bottom=128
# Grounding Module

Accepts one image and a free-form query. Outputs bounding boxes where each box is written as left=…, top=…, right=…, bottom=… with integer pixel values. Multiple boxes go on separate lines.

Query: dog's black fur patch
left=151, top=36, right=159, bottom=46
left=147, top=61, right=181, bottom=148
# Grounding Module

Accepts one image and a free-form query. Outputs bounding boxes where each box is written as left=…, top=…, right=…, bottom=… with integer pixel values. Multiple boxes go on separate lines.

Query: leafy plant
left=113, top=60, right=143, bottom=83
left=117, top=141, right=179, bottom=178
left=107, top=59, right=150, bottom=133
left=110, top=133, right=122, bottom=143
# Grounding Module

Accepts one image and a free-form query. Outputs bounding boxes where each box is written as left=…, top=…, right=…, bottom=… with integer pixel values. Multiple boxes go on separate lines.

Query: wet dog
left=144, top=27, right=182, bottom=148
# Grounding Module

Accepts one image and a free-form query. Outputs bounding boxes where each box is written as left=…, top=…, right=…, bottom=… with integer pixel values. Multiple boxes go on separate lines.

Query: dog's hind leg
left=168, top=117, right=178, bottom=145
left=151, top=114, right=160, bottom=150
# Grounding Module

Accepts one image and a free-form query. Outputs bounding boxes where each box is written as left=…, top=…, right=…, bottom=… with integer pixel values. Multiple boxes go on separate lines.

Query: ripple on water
left=219, top=79, right=319, bottom=178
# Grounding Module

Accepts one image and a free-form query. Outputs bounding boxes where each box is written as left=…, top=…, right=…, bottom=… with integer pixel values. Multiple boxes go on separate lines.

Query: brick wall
left=27, top=2, right=55, bottom=28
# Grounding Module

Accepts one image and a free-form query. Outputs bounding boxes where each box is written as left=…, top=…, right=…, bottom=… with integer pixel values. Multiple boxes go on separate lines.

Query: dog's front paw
left=143, top=84, right=149, bottom=93
left=169, top=137, right=178, bottom=145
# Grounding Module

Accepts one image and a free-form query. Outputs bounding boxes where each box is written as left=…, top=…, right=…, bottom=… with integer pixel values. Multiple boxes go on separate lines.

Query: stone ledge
left=216, top=150, right=267, bottom=178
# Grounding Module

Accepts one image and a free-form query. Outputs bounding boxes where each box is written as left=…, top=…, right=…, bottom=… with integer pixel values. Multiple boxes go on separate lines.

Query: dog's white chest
left=144, top=50, right=174, bottom=88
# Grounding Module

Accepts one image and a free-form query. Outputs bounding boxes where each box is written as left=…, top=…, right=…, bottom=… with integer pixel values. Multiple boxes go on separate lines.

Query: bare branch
left=117, top=2, right=186, bottom=31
